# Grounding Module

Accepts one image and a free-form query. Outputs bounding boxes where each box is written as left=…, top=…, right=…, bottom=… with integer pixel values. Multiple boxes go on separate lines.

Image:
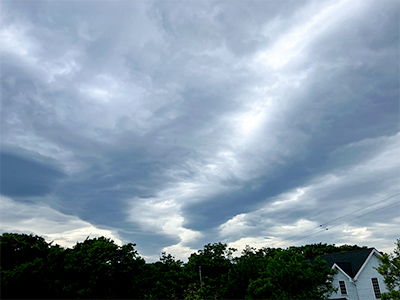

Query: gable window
left=371, top=278, right=381, bottom=298
left=339, top=280, right=347, bottom=295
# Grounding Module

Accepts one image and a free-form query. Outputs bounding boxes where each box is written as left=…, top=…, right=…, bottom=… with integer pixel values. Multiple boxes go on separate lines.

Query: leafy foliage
left=183, top=242, right=237, bottom=299
left=1, top=233, right=145, bottom=299
left=0, top=232, right=52, bottom=271
left=226, top=246, right=278, bottom=299
left=141, top=252, right=185, bottom=299
left=0, top=233, right=54, bottom=298
left=289, top=242, right=366, bottom=257
left=1, top=232, right=375, bottom=299
left=246, top=248, right=337, bottom=300
left=60, top=237, right=145, bottom=298
left=377, top=239, right=400, bottom=300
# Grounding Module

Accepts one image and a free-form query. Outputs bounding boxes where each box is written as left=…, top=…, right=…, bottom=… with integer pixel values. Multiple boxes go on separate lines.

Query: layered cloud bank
left=1, top=0, right=399, bottom=260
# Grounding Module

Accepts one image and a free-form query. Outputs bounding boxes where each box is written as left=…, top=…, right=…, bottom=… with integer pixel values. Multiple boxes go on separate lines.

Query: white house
left=319, top=248, right=388, bottom=300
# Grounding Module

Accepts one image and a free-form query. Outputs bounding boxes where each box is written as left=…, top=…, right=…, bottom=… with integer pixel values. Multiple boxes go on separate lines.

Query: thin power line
left=319, top=193, right=400, bottom=228
left=270, top=192, right=400, bottom=247
left=328, top=200, right=400, bottom=230
left=280, top=193, right=400, bottom=243
left=290, top=200, right=400, bottom=244
left=287, top=200, right=400, bottom=245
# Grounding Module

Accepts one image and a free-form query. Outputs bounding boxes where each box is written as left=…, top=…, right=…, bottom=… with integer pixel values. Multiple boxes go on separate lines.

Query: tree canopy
left=1, top=232, right=370, bottom=299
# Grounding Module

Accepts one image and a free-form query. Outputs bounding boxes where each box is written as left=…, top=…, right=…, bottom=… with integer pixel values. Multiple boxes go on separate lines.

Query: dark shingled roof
left=318, top=248, right=375, bottom=278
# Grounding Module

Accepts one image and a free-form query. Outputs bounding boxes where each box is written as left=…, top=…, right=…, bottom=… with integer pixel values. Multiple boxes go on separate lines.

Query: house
left=319, top=248, right=388, bottom=300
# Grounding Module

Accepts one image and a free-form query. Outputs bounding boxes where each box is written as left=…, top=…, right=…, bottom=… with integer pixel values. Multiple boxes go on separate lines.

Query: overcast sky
left=1, top=0, right=399, bottom=261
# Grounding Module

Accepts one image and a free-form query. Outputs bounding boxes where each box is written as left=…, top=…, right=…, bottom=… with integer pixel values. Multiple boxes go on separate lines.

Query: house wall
left=328, top=253, right=389, bottom=300
left=329, top=270, right=357, bottom=300
left=355, top=254, right=388, bottom=300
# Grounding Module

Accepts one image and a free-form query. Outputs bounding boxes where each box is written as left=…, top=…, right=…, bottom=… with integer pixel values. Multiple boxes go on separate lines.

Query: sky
left=0, top=0, right=399, bottom=261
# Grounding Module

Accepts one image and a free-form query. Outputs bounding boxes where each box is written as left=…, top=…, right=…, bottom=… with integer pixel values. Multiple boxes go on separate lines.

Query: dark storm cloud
left=181, top=46, right=399, bottom=231
left=1, top=0, right=399, bottom=259
left=0, top=150, right=66, bottom=197
left=54, top=148, right=169, bottom=218
left=172, top=0, right=399, bottom=250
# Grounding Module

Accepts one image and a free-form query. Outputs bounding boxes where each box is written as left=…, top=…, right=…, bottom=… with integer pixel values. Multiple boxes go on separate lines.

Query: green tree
left=183, top=282, right=204, bottom=300
left=246, top=248, right=337, bottom=300
left=61, top=236, right=145, bottom=299
left=0, top=233, right=55, bottom=298
left=141, top=252, right=185, bottom=299
left=0, top=233, right=365, bottom=299
left=0, top=233, right=146, bottom=299
left=226, top=246, right=278, bottom=299
left=290, top=242, right=366, bottom=257
left=184, top=242, right=236, bottom=299
left=377, top=239, right=400, bottom=300
left=0, top=232, right=52, bottom=271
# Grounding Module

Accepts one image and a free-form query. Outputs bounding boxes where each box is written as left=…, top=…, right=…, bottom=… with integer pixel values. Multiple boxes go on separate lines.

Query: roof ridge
left=319, top=247, right=372, bottom=257
left=318, top=247, right=375, bottom=278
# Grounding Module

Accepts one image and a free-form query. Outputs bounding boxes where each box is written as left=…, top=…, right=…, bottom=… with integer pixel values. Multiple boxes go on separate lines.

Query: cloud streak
left=1, top=0, right=398, bottom=260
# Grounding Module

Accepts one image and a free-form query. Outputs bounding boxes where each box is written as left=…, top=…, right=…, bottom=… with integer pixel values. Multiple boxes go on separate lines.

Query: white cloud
left=0, top=17, right=39, bottom=59
left=0, top=196, right=122, bottom=248
left=218, top=134, right=400, bottom=250
left=127, top=196, right=202, bottom=247
left=1, top=0, right=397, bottom=260
left=254, top=0, right=363, bottom=70
left=162, top=244, right=198, bottom=262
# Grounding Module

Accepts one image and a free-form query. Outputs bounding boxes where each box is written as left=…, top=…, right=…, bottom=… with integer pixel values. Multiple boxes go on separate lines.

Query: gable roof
left=318, top=248, right=377, bottom=278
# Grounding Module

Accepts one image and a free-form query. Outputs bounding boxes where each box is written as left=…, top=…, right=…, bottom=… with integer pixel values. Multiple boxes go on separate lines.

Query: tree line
left=0, top=232, right=395, bottom=299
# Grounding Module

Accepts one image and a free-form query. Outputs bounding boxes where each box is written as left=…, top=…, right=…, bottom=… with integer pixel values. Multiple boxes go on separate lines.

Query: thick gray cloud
left=1, top=0, right=399, bottom=260
left=0, top=150, right=66, bottom=197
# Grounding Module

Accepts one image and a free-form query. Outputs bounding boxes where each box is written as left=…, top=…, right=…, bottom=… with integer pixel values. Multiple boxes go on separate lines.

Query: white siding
left=328, top=253, right=388, bottom=300
left=355, top=254, right=388, bottom=300
left=329, top=269, right=357, bottom=300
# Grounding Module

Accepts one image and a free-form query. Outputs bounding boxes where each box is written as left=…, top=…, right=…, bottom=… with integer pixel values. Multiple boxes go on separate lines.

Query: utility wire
left=280, top=193, right=399, bottom=244
left=318, top=192, right=400, bottom=228
left=327, top=200, right=400, bottom=231
left=269, top=192, right=400, bottom=247
left=288, top=200, right=400, bottom=244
